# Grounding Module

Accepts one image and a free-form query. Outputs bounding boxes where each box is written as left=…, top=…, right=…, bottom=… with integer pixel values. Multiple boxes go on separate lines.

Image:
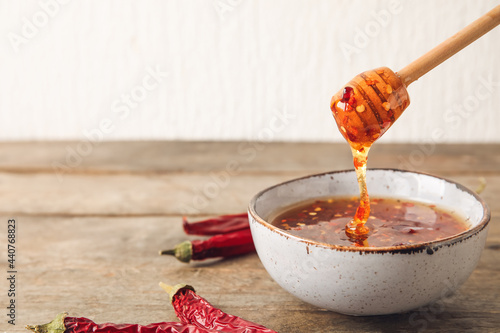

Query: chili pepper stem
left=26, top=312, right=67, bottom=333
left=159, top=282, right=195, bottom=303
left=159, top=241, right=193, bottom=263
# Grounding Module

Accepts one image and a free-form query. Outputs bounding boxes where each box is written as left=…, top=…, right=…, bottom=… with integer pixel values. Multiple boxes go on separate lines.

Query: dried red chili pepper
left=183, top=213, right=249, bottom=236
left=160, top=283, right=277, bottom=333
left=25, top=312, right=218, bottom=333
left=159, top=229, right=255, bottom=263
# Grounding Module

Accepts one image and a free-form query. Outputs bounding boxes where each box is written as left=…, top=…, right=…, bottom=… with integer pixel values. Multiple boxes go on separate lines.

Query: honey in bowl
left=269, top=196, right=469, bottom=248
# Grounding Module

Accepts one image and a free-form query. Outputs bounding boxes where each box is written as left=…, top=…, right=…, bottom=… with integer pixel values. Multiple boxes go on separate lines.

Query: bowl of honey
left=248, top=169, right=490, bottom=315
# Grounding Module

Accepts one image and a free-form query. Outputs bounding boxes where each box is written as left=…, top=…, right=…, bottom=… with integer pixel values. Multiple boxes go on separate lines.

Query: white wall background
left=1, top=0, right=499, bottom=143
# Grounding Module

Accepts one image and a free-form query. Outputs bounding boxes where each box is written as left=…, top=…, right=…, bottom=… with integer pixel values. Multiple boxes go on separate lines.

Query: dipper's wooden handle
left=398, top=4, right=500, bottom=86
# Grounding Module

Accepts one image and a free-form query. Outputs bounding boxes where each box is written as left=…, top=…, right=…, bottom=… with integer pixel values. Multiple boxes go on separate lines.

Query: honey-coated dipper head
left=330, top=67, right=410, bottom=151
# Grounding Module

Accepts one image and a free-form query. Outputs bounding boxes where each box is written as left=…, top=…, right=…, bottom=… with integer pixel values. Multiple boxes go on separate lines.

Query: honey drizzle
left=345, top=146, right=371, bottom=240
left=330, top=68, right=411, bottom=243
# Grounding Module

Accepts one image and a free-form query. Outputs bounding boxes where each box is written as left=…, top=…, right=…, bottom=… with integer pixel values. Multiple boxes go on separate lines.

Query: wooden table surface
left=0, top=141, right=499, bottom=333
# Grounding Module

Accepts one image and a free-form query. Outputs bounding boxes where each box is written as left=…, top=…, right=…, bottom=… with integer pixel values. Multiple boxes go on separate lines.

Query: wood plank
left=0, top=171, right=308, bottom=216
left=0, top=142, right=499, bottom=175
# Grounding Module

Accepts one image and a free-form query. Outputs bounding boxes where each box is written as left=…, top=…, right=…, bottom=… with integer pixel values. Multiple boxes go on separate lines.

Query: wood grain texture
left=0, top=141, right=498, bottom=332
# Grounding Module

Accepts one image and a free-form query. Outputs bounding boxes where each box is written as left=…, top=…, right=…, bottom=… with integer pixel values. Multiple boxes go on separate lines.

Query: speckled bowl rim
left=248, top=168, right=491, bottom=254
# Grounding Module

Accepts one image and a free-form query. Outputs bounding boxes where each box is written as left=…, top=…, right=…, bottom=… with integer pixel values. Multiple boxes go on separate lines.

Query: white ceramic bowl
left=248, top=169, right=490, bottom=316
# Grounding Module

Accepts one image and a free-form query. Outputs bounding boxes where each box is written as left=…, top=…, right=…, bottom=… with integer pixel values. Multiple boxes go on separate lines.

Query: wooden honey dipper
left=330, top=5, right=500, bottom=240
left=331, top=4, right=500, bottom=152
